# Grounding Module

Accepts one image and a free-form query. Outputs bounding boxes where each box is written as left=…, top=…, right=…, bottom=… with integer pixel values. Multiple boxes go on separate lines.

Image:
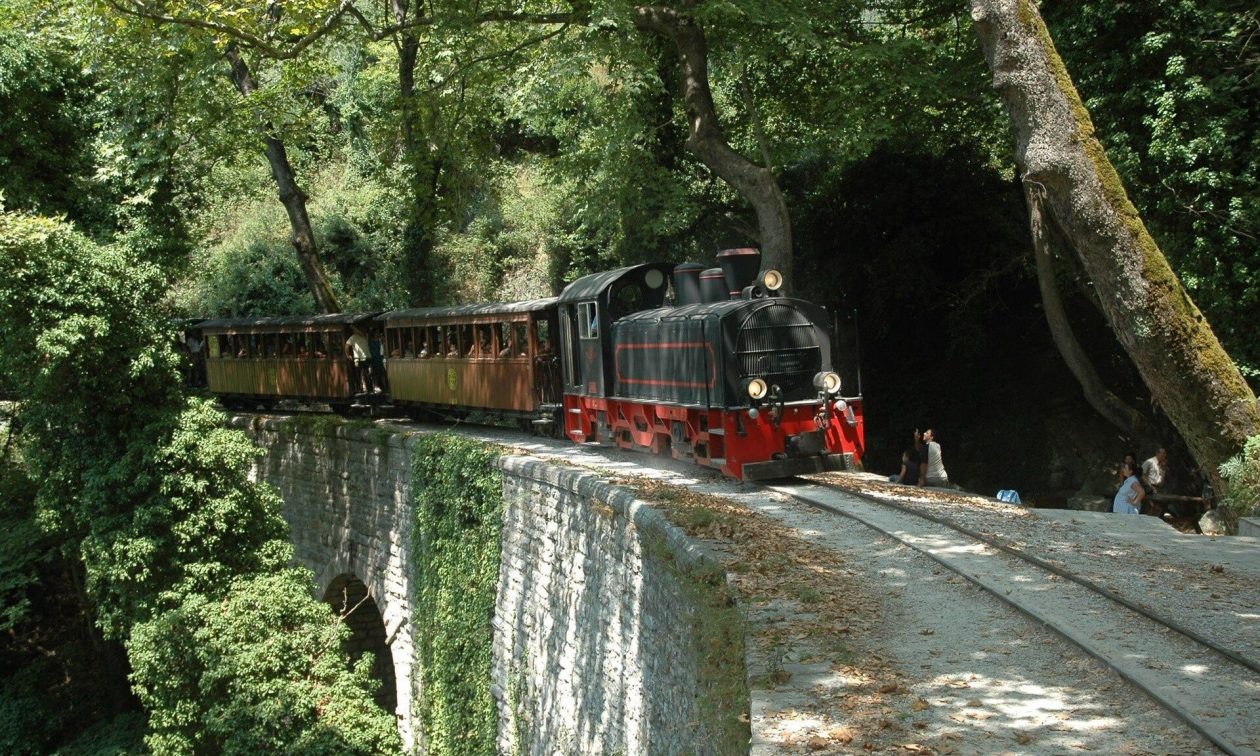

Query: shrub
left=1219, top=434, right=1260, bottom=528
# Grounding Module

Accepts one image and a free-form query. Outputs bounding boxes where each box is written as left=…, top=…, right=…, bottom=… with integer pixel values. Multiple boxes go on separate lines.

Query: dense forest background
left=2, top=0, right=1258, bottom=751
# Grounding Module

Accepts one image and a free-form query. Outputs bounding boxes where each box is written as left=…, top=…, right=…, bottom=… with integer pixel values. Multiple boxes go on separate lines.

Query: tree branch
left=106, top=0, right=356, bottom=59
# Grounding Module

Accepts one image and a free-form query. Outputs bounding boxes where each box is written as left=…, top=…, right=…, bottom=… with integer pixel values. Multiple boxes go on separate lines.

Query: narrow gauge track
left=763, top=477, right=1260, bottom=756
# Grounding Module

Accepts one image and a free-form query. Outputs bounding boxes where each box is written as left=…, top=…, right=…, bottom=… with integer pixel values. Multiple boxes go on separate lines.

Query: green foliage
left=410, top=434, right=505, bottom=756
left=0, top=459, right=46, bottom=633
left=77, top=400, right=294, bottom=636
left=0, top=210, right=397, bottom=750
left=174, top=161, right=413, bottom=315
left=49, top=712, right=147, bottom=756
left=129, top=569, right=400, bottom=755
left=0, top=455, right=140, bottom=756
left=0, top=29, right=103, bottom=224
left=1219, top=434, right=1260, bottom=523
left=1043, top=0, right=1260, bottom=375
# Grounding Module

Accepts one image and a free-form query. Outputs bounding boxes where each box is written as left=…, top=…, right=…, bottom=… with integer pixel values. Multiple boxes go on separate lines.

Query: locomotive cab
left=557, top=263, right=675, bottom=399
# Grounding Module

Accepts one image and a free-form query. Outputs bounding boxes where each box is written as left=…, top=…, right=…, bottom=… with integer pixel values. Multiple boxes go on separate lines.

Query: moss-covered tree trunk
left=970, top=0, right=1259, bottom=490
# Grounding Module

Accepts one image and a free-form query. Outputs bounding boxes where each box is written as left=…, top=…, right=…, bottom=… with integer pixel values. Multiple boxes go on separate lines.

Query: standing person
left=1141, top=447, right=1169, bottom=516
left=915, top=428, right=950, bottom=487
left=1113, top=460, right=1145, bottom=514
left=1141, top=448, right=1167, bottom=497
left=345, top=327, right=371, bottom=394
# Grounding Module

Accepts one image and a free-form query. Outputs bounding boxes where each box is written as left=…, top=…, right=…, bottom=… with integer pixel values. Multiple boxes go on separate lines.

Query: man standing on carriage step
left=346, top=326, right=372, bottom=395
left=915, top=428, right=951, bottom=488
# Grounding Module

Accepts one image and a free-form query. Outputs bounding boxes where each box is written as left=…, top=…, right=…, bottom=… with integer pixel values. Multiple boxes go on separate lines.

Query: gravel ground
left=714, top=486, right=1220, bottom=755
left=815, top=474, right=1260, bottom=667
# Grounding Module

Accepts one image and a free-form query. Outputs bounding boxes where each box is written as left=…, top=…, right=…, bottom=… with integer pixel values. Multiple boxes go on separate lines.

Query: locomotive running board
left=742, top=453, right=855, bottom=481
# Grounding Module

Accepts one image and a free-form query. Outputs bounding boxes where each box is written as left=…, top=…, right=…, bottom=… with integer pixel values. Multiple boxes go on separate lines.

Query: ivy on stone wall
left=410, top=434, right=505, bottom=755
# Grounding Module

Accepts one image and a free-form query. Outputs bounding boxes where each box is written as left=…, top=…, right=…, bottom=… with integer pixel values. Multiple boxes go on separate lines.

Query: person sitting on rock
left=889, top=449, right=920, bottom=485
left=1112, top=460, right=1145, bottom=514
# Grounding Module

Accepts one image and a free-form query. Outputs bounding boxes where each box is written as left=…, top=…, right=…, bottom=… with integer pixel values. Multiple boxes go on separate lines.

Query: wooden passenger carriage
left=379, top=300, right=562, bottom=428
left=200, top=313, right=379, bottom=409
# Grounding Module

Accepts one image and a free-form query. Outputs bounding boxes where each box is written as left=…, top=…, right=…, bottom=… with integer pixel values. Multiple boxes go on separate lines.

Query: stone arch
left=323, top=573, right=398, bottom=714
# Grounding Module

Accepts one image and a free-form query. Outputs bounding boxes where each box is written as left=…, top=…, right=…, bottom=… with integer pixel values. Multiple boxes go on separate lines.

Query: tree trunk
left=391, top=0, right=439, bottom=306
left=225, top=46, right=341, bottom=313
left=971, top=0, right=1260, bottom=491
left=1025, top=181, right=1155, bottom=445
left=633, top=6, right=794, bottom=291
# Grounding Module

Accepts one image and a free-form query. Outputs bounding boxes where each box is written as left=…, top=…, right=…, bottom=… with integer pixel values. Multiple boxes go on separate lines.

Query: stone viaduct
left=228, top=415, right=747, bottom=754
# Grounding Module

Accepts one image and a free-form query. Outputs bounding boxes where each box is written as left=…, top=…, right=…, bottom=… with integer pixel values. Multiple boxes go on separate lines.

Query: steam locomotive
left=192, top=249, right=865, bottom=480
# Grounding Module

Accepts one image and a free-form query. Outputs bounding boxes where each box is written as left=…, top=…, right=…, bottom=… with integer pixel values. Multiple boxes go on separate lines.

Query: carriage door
left=561, top=302, right=603, bottom=395
left=561, top=304, right=581, bottom=391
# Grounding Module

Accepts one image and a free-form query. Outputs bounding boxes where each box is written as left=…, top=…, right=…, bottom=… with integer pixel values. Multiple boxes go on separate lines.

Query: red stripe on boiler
left=613, top=342, right=716, bottom=388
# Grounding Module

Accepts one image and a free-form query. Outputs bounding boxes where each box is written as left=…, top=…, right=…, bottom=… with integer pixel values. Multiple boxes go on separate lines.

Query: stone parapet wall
left=493, top=457, right=739, bottom=755
left=229, top=416, right=746, bottom=755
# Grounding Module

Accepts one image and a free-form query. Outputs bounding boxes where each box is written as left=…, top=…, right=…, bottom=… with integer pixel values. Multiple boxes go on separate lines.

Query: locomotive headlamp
left=744, top=377, right=768, bottom=400
left=759, top=269, right=784, bottom=292
left=813, top=371, right=841, bottom=394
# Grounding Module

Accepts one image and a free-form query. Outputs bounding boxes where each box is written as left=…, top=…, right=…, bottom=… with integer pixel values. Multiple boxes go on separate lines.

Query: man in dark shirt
left=889, top=448, right=920, bottom=485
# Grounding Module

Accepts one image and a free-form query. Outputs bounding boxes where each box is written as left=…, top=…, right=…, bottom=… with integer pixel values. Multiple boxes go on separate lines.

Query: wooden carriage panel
left=386, top=356, right=535, bottom=411
left=206, top=357, right=352, bottom=399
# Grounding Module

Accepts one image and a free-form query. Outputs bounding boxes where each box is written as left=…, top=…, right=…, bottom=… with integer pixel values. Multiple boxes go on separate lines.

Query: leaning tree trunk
left=225, top=46, right=341, bottom=313
left=971, top=0, right=1260, bottom=491
left=1025, top=182, right=1156, bottom=445
left=633, top=6, right=795, bottom=291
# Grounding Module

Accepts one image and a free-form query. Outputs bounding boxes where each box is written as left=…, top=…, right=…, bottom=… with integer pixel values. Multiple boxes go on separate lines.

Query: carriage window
left=474, top=324, right=492, bottom=357
left=211, top=335, right=223, bottom=358
left=457, top=325, right=470, bottom=356
left=417, top=327, right=429, bottom=357
left=497, top=322, right=510, bottom=357
left=577, top=302, right=598, bottom=339
left=513, top=322, right=528, bottom=357
left=536, top=319, right=552, bottom=355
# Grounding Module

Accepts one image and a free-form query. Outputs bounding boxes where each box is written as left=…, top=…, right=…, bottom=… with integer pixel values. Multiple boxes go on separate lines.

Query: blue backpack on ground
left=996, top=489, right=1022, bottom=504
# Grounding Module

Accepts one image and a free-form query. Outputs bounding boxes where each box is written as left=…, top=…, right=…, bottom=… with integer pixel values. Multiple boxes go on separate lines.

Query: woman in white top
left=1112, top=460, right=1145, bottom=514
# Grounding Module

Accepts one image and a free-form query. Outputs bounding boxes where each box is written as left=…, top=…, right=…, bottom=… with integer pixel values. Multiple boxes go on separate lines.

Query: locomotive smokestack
left=672, top=263, right=705, bottom=306
left=716, top=248, right=762, bottom=299
left=699, top=268, right=728, bottom=304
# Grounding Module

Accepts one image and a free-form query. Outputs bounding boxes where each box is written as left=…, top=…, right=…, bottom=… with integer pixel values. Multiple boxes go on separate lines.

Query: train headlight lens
left=813, top=371, right=841, bottom=394
left=745, top=377, right=768, bottom=400
left=760, top=269, right=784, bottom=292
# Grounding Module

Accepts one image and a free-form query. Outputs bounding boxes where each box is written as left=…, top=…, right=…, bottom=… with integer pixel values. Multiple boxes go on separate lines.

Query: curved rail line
left=768, top=477, right=1259, bottom=756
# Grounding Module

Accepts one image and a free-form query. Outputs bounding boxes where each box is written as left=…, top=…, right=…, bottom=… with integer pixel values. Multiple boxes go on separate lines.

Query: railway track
left=764, top=476, right=1260, bottom=756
